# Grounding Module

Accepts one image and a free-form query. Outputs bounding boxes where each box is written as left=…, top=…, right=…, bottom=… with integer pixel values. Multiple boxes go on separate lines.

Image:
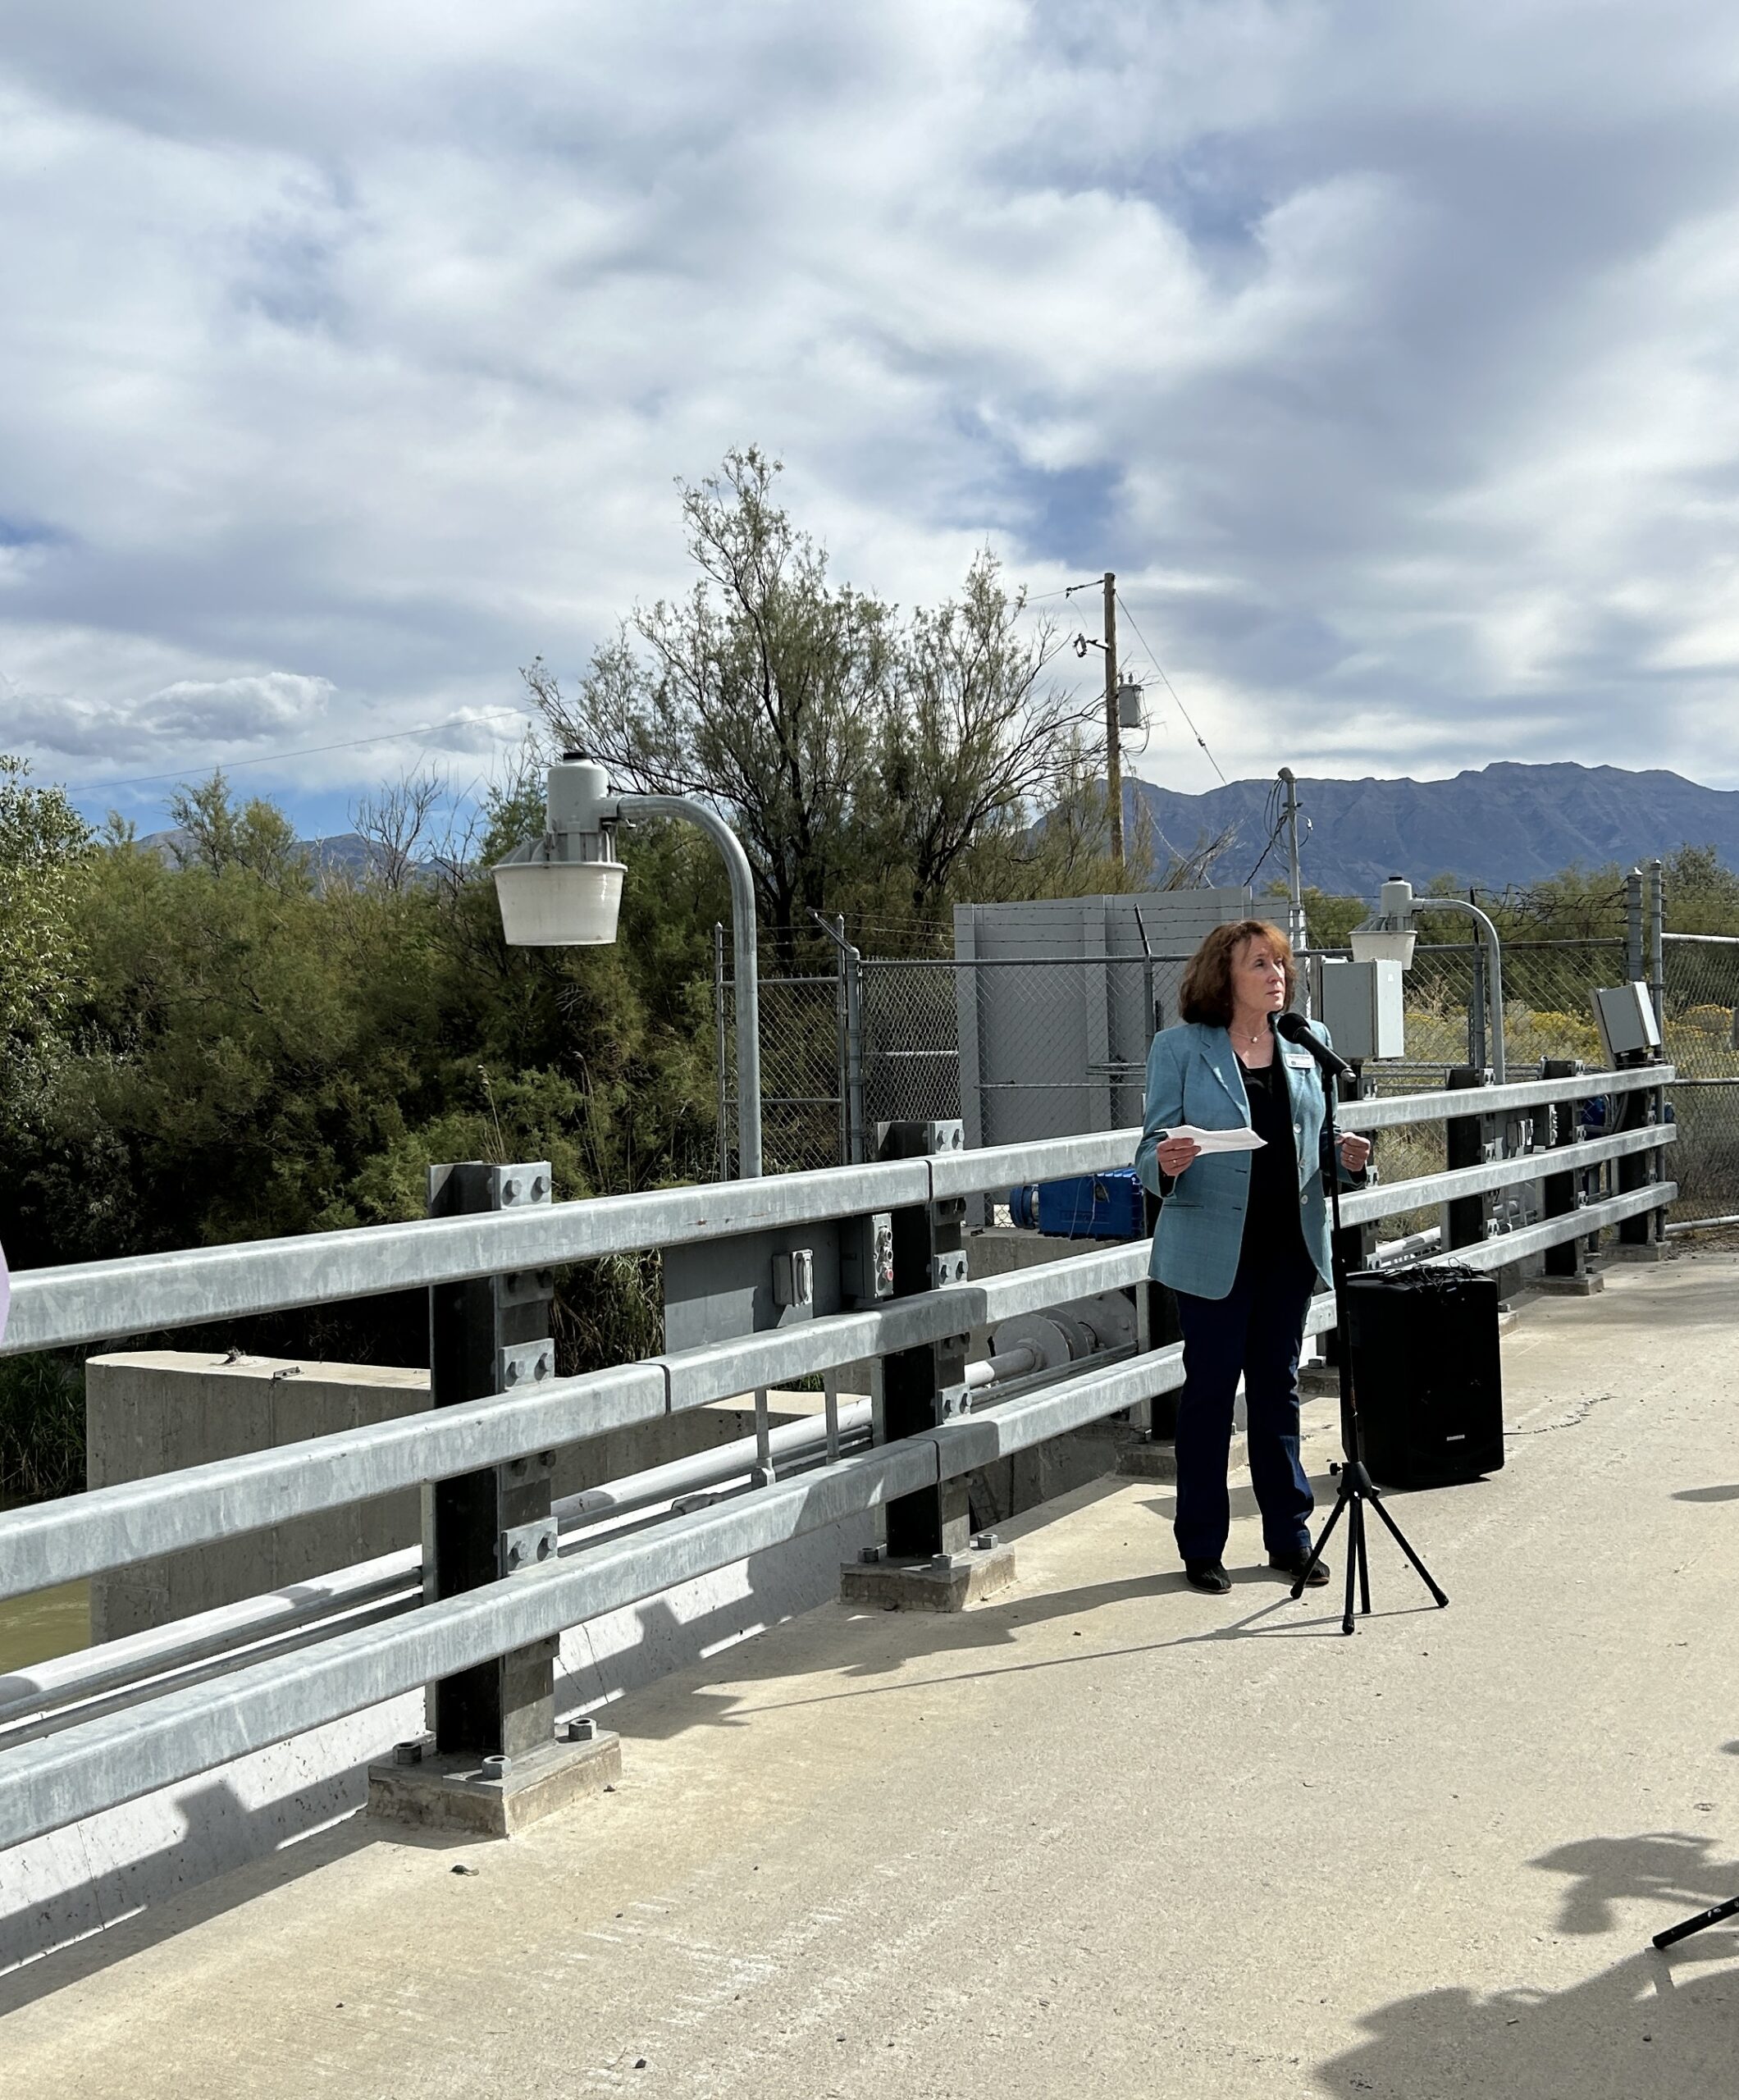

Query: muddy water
left=0, top=1582, right=89, bottom=1673
left=0, top=1502, right=90, bottom=1673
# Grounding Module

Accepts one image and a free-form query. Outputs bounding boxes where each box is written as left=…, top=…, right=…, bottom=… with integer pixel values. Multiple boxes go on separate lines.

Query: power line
left=1020, top=579, right=1109, bottom=603
left=66, top=706, right=533, bottom=797
left=1114, top=597, right=1229, bottom=784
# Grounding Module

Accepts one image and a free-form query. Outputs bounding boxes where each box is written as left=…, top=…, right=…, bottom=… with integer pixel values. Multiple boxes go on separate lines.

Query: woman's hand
left=1155, top=1134, right=1202, bottom=1180
left=1338, top=1131, right=1372, bottom=1174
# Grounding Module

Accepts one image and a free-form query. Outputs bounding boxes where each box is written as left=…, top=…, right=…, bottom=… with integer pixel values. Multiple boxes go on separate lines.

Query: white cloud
left=2, top=0, right=1739, bottom=816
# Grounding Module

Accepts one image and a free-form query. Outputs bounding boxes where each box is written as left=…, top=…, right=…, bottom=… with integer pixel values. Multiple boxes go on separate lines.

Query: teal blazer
left=1134, top=1019, right=1345, bottom=1301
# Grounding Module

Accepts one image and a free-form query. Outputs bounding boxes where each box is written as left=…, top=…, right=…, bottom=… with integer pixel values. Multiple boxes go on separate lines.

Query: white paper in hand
left=1162, top=1123, right=1265, bottom=1155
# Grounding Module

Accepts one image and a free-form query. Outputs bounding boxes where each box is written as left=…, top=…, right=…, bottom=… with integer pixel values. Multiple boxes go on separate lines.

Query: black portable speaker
left=1343, top=1265, right=1505, bottom=1488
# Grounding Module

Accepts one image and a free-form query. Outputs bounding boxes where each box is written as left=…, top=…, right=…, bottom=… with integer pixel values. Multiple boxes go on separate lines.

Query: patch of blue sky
left=0, top=515, right=71, bottom=550
left=970, top=446, right=1122, bottom=571
left=234, top=225, right=349, bottom=334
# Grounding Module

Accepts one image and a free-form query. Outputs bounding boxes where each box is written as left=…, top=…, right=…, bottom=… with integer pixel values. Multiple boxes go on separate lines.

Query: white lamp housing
left=492, top=756, right=626, bottom=947
left=1349, top=874, right=1417, bottom=970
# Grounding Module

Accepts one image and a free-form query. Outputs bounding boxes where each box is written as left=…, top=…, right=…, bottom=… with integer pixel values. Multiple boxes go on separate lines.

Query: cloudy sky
left=4, top=0, right=1739, bottom=838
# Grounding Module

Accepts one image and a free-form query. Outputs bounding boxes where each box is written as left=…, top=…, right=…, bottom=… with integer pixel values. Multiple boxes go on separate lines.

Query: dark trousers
left=1172, top=1239, right=1319, bottom=1565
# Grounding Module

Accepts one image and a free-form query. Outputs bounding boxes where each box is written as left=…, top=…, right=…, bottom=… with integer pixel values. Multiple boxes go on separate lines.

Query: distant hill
left=1130, top=761, right=1739, bottom=897
left=137, top=829, right=402, bottom=880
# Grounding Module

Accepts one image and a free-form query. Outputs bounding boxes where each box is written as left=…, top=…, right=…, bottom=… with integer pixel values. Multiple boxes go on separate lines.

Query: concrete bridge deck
left=3, top=1251, right=1737, bottom=2099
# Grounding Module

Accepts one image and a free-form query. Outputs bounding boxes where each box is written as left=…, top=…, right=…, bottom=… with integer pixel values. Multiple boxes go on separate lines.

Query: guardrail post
left=841, top=1120, right=1015, bottom=1610
left=883, top=1121, right=970, bottom=1560
left=1445, top=1067, right=1491, bottom=1251
left=370, top=1161, right=623, bottom=1834
left=1538, top=1059, right=1599, bottom=1293
left=427, top=1162, right=559, bottom=1755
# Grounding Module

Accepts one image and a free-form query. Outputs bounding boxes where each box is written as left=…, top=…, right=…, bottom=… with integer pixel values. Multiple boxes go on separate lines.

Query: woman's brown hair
left=1178, top=920, right=1299, bottom=1028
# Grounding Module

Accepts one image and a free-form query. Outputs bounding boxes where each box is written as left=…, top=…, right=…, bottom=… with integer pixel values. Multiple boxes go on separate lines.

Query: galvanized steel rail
left=0, top=1064, right=1677, bottom=1852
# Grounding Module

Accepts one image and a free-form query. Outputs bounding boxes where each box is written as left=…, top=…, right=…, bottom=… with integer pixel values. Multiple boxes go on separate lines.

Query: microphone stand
left=1275, top=1013, right=1449, bottom=1635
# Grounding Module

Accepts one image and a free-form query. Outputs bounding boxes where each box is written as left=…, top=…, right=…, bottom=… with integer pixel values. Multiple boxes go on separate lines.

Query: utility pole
left=1102, top=570, right=1122, bottom=864
left=1278, top=767, right=1307, bottom=952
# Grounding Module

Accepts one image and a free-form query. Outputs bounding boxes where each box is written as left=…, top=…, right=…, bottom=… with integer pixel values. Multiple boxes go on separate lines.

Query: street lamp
left=1352, top=875, right=1506, bottom=1083
left=492, top=754, right=764, bottom=1179
left=1349, top=876, right=1418, bottom=970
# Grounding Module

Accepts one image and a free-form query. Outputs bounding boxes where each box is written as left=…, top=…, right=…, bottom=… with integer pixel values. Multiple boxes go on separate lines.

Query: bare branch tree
left=350, top=769, right=447, bottom=895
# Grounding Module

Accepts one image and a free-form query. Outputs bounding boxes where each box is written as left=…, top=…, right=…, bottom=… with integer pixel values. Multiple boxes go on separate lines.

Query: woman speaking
left=1134, top=920, right=1370, bottom=1595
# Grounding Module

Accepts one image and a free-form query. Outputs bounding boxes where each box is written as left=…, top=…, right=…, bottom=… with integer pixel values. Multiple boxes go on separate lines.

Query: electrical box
left=841, top=1212, right=895, bottom=1303
left=1318, top=959, right=1406, bottom=1061
left=1591, top=983, right=1662, bottom=1063
left=771, top=1248, right=815, bottom=1308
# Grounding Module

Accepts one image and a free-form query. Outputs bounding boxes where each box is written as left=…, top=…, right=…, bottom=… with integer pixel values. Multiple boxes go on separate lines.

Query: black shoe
left=1270, top=1550, right=1330, bottom=1588
left=1184, top=1559, right=1231, bottom=1594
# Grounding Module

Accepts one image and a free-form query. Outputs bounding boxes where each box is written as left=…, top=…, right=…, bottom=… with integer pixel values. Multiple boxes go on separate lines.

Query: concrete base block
left=1609, top=1241, right=1668, bottom=1263
left=1116, top=1441, right=1179, bottom=1482
left=366, top=1730, right=621, bottom=1838
left=840, top=1543, right=1016, bottom=1613
left=1531, top=1271, right=1605, bottom=1296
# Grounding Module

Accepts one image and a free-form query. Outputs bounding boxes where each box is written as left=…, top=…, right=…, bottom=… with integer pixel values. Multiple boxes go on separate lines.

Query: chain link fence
left=714, top=924, right=1739, bottom=1221
left=714, top=952, right=844, bottom=1179
left=1660, top=934, right=1739, bottom=1222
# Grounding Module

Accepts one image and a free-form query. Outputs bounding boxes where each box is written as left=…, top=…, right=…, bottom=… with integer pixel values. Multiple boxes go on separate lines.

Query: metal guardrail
left=0, top=1067, right=1677, bottom=1854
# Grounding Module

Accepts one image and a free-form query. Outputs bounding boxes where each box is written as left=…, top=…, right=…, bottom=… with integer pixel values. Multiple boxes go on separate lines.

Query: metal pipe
left=559, top=1400, right=875, bottom=1525
left=0, top=1549, right=422, bottom=1733
left=965, top=1344, right=1043, bottom=1390
left=751, top=1387, right=774, bottom=1486
left=1627, top=866, right=1645, bottom=983
left=712, top=920, right=729, bottom=1182
left=1417, top=894, right=1507, bottom=1083
left=618, top=792, right=761, bottom=1179
left=1647, top=856, right=1666, bottom=1034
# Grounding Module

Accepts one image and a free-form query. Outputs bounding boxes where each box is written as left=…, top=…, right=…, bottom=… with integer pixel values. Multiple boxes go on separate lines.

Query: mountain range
left=135, top=760, right=1738, bottom=903
left=1130, top=761, right=1739, bottom=898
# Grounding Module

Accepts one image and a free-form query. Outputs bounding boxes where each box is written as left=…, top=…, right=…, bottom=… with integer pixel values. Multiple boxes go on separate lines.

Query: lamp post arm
left=1424, top=896, right=1505, bottom=1084
left=614, top=792, right=763, bottom=1180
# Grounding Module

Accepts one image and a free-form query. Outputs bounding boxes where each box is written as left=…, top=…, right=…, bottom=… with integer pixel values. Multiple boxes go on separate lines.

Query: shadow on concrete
left=0, top=1775, right=485, bottom=2016
left=599, top=1551, right=1450, bottom=1740
left=1673, top=1484, right=1739, bottom=1504
left=1312, top=1831, right=1739, bottom=2098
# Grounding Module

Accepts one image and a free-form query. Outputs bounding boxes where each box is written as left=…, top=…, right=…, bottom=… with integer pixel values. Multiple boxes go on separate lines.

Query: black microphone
left=1272, top=1007, right=1353, bottom=1080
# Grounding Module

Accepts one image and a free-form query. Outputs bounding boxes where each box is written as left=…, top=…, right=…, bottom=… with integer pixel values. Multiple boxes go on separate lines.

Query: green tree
left=1659, top=843, right=1739, bottom=935
left=166, top=771, right=309, bottom=892
left=0, top=756, right=92, bottom=1048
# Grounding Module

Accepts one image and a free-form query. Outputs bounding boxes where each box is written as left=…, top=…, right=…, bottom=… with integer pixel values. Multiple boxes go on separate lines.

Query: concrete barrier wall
left=84, top=1353, right=861, bottom=1641
left=86, top=1354, right=431, bottom=1643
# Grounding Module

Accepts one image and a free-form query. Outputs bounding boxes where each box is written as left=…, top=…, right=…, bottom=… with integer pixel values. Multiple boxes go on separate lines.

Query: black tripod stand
left=1653, top=1893, right=1739, bottom=1951
left=1274, top=1012, right=1449, bottom=1635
